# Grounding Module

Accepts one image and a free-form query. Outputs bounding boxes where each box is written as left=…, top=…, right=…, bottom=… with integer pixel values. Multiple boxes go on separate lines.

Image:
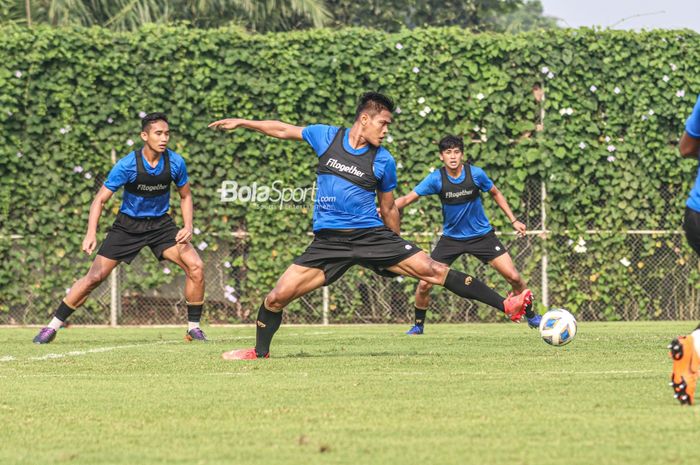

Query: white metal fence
left=3, top=178, right=699, bottom=325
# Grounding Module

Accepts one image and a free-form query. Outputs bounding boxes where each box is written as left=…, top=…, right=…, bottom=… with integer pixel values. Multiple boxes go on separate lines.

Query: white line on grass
left=28, top=341, right=180, bottom=361
left=1, top=335, right=259, bottom=364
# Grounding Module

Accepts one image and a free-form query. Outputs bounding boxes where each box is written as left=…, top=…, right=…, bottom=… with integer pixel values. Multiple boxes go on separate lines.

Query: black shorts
left=430, top=230, right=507, bottom=265
left=97, top=212, right=179, bottom=264
left=684, top=207, right=700, bottom=256
left=293, top=226, right=422, bottom=285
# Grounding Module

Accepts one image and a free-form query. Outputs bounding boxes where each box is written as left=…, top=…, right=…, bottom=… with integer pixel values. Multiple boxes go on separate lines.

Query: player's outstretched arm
left=83, top=186, right=114, bottom=254
left=378, top=190, right=400, bottom=235
left=488, top=185, right=526, bottom=238
left=394, top=191, right=420, bottom=210
left=176, top=183, right=194, bottom=244
left=208, top=118, right=304, bottom=141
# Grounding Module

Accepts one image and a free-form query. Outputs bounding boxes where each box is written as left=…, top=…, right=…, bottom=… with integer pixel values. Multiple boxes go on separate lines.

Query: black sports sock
left=443, top=269, right=505, bottom=312
left=524, top=301, right=535, bottom=319
left=255, top=301, right=283, bottom=357
left=414, top=307, right=427, bottom=327
left=54, top=301, right=75, bottom=322
left=187, top=302, right=204, bottom=323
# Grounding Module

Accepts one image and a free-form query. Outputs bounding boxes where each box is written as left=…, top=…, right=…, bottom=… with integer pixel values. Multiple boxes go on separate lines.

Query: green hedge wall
left=1, top=25, right=699, bottom=320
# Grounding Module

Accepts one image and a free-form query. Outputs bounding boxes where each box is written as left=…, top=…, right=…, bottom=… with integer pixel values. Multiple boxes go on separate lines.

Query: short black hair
left=141, top=112, right=169, bottom=132
left=438, top=135, right=464, bottom=153
left=355, top=92, right=395, bottom=120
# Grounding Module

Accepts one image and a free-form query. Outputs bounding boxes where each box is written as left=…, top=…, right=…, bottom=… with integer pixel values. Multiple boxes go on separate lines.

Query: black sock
left=187, top=303, right=204, bottom=324
left=414, top=307, right=427, bottom=327
left=443, top=269, right=505, bottom=312
left=255, top=301, right=282, bottom=357
left=54, top=301, right=75, bottom=322
left=524, top=301, right=535, bottom=319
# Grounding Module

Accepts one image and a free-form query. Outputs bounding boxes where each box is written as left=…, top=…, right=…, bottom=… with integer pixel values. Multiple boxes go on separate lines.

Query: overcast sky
left=540, top=0, right=700, bottom=32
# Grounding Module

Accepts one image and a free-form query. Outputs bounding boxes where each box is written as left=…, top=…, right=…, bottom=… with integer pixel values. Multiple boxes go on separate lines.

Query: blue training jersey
left=104, top=149, right=188, bottom=218
left=302, top=125, right=397, bottom=231
left=414, top=165, right=494, bottom=240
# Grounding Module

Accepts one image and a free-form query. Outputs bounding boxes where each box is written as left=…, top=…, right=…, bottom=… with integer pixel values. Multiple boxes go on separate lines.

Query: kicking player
left=394, top=135, right=540, bottom=335
left=208, top=92, right=532, bottom=360
left=669, top=93, right=700, bottom=405
left=33, top=113, right=207, bottom=343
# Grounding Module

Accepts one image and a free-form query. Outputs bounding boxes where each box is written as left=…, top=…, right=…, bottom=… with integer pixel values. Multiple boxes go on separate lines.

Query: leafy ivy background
left=1, top=26, right=699, bottom=320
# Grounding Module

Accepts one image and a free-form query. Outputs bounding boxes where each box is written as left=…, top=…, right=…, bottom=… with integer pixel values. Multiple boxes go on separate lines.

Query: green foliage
left=4, top=0, right=553, bottom=32
left=2, top=0, right=331, bottom=31
left=0, top=25, right=699, bottom=321
left=326, top=0, right=528, bottom=31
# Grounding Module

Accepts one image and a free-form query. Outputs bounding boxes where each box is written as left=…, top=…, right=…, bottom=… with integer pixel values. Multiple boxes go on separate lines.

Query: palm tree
left=5, top=0, right=331, bottom=31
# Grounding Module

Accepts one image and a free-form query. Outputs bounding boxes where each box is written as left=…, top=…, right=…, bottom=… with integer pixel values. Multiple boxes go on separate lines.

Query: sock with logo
left=443, top=269, right=505, bottom=312
left=255, top=301, right=283, bottom=357
left=414, top=307, right=427, bottom=327
left=187, top=301, right=204, bottom=330
left=48, top=301, right=76, bottom=330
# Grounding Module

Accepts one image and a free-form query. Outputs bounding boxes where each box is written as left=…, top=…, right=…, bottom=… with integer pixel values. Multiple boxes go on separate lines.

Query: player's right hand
left=208, top=118, right=243, bottom=131
left=82, top=234, right=97, bottom=254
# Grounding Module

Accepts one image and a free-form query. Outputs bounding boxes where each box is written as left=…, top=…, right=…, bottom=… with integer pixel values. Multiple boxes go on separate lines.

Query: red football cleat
left=221, top=348, right=269, bottom=360
left=503, top=289, right=533, bottom=322
left=669, top=335, right=698, bottom=406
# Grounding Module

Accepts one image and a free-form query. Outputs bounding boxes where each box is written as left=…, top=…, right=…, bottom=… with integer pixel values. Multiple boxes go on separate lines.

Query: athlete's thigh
left=488, top=252, right=518, bottom=277
left=272, top=263, right=327, bottom=301
left=87, top=254, right=120, bottom=280
left=161, top=243, right=201, bottom=270
left=386, top=251, right=446, bottom=284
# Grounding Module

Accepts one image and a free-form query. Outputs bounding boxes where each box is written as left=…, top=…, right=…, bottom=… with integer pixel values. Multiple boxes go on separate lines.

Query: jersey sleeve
left=170, top=152, right=189, bottom=187
left=376, top=152, right=397, bottom=192
left=472, top=166, right=494, bottom=192
left=414, top=170, right=441, bottom=196
left=103, top=155, right=133, bottom=192
left=302, top=124, right=338, bottom=156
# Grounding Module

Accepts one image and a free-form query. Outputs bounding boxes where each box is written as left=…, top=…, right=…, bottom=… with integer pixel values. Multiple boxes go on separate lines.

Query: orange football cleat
left=669, top=335, right=699, bottom=406
left=222, top=348, right=269, bottom=360
left=503, top=289, right=533, bottom=322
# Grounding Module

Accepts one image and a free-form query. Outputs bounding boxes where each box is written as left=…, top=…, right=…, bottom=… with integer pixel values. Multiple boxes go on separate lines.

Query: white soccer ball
left=539, top=309, right=577, bottom=346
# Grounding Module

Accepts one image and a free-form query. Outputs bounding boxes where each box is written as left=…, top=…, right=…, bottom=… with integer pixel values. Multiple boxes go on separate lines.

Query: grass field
left=1, top=322, right=699, bottom=465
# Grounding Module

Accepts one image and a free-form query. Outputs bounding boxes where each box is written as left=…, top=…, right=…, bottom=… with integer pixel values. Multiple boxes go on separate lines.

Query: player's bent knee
left=187, top=259, right=205, bottom=282
left=422, top=261, right=448, bottom=285
left=265, top=288, right=291, bottom=310
left=85, top=271, right=107, bottom=288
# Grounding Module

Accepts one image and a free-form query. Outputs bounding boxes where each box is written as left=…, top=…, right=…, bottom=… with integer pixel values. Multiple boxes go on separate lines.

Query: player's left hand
left=512, top=220, right=526, bottom=238
left=176, top=227, right=193, bottom=244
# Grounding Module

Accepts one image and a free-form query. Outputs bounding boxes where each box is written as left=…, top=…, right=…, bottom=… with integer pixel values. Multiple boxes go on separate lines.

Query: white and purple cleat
left=32, top=327, right=57, bottom=344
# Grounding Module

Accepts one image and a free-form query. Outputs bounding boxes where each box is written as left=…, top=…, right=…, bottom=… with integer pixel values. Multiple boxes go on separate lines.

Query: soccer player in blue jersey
left=32, top=113, right=207, bottom=344
left=393, top=135, right=539, bottom=335
left=669, top=94, right=700, bottom=405
left=209, top=92, right=532, bottom=360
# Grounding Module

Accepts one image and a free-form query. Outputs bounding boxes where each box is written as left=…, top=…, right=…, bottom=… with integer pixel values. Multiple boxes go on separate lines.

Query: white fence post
left=322, top=286, right=329, bottom=325
left=541, top=180, right=549, bottom=308
left=110, top=267, right=120, bottom=327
